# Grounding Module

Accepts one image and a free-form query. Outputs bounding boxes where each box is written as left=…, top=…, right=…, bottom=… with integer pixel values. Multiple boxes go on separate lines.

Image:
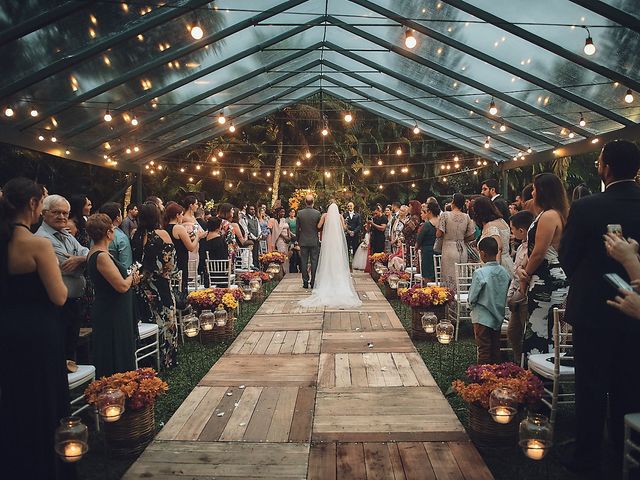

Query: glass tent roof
left=1, top=0, right=638, bottom=171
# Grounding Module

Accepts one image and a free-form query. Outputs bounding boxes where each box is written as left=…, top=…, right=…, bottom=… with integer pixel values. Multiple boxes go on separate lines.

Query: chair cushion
left=528, top=353, right=575, bottom=377
left=68, top=364, right=95, bottom=388
left=138, top=322, right=159, bottom=339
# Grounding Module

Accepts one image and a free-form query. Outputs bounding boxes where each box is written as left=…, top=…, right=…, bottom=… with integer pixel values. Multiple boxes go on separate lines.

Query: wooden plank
left=423, top=442, right=465, bottom=480
left=239, top=331, right=263, bottom=354
left=197, top=387, right=241, bottom=441
left=156, top=386, right=209, bottom=440
left=228, top=331, right=251, bottom=354
left=348, top=354, right=368, bottom=387
left=307, top=330, right=322, bottom=354
left=337, top=443, right=366, bottom=480
left=321, top=331, right=415, bottom=353
left=405, top=352, right=437, bottom=387
left=176, top=386, right=228, bottom=441
left=391, top=353, right=420, bottom=387
left=288, top=387, right=315, bottom=442
left=265, top=331, right=285, bottom=355
left=266, top=387, right=298, bottom=442
left=397, top=442, right=437, bottom=480
left=448, top=442, right=495, bottom=480
left=387, top=443, right=407, bottom=480
left=350, top=312, right=362, bottom=331
left=378, top=353, right=403, bottom=387
left=280, top=330, right=297, bottom=354
left=252, top=331, right=275, bottom=355
left=246, top=313, right=324, bottom=331
left=219, top=386, right=263, bottom=441
left=293, top=330, right=310, bottom=355
left=243, top=387, right=279, bottom=442
left=339, top=312, right=350, bottom=330
left=318, top=353, right=335, bottom=388
left=363, top=443, right=395, bottom=480
left=335, top=353, right=352, bottom=387
left=363, top=352, right=385, bottom=387
left=313, top=431, right=469, bottom=443
left=308, top=442, right=336, bottom=480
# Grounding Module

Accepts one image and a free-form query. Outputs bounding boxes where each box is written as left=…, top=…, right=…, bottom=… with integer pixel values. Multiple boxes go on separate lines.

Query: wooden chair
left=450, top=262, right=482, bottom=340
left=528, top=308, right=574, bottom=426
left=205, top=254, right=235, bottom=288
left=136, top=322, right=160, bottom=371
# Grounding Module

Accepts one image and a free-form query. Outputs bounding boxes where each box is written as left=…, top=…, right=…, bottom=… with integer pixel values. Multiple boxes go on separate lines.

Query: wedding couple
left=297, top=195, right=362, bottom=308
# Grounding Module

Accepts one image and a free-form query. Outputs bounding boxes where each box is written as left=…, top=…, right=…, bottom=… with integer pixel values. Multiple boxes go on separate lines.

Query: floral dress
left=137, top=231, right=178, bottom=370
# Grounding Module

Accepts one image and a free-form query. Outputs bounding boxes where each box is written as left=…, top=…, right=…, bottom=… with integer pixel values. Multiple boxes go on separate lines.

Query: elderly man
left=36, top=194, right=89, bottom=365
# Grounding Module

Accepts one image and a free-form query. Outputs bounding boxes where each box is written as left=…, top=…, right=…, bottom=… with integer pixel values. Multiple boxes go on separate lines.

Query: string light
left=239, top=167, right=244, bottom=173
left=180, top=167, right=185, bottom=172
left=38, top=134, right=45, bottom=141
left=527, top=146, right=533, bottom=154
left=390, top=169, right=396, bottom=175
left=189, top=177, right=194, bottom=182
left=289, top=172, right=294, bottom=177
left=484, top=136, right=491, bottom=148
left=131, top=116, right=139, bottom=126
left=195, top=164, right=201, bottom=170
left=579, top=113, right=586, bottom=127
left=217, top=151, right=224, bottom=158
left=321, top=126, right=329, bottom=136
left=65, top=149, right=70, bottom=155
left=499, top=123, right=506, bottom=132
left=4, top=106, right=14, bottom=117
left=377, top=159, right=383, bottom=165
left=441, top=165, right=446, bottom=170
left=325, top=171, right=331, bottom=178
left=344, top=112, right=353, bottom=123
left=363, top=169, right=370, bottom=175
left=126, top=147, right=132, bottom=154
left=625, top=89, right=634, bottom=103
left=103, top=104, right=113, bottom=122
left=413, top=124, right=420, bottom=134
left=568, top=131, right=575, bottom=139
left=133, top=145, right=140, bottom=152
left=305, top=151, right=311, bottom=159
left=489, top=99, right=498, bottom=116
left=229, top=122, right=236, bottom=132
left=266, top=171, right=271, bottom=177
left=442, top=177, right=448, bottom=182
left=411, top=183, right=416, bottom=187
left=396, top=148, right=402, bottom=155
left=217, top=112, right=226, bottom=124
left=404, top=29, right=417, bottom=49
left=30, top=106, right=39, bottom=117
left=378, top=185, right=383, bottom=190
left=295, top=160, right=301, bottom=166
left=51, top=136, right=57, bottom=143
left=583, top=28, right=596, bottom=55
left=473, top=171, right=478, bottom=175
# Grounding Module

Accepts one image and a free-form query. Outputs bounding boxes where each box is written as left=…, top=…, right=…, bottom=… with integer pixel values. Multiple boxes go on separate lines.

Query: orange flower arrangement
left=85, top=368, right=168, bottom=411
left=259, top=251, right=287, bottom=264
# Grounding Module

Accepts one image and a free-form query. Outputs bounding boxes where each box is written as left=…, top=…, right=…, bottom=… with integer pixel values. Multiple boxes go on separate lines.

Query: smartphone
left=604, top=273, right=634, bottom=292
left=607, top=224, right=623, bottom=237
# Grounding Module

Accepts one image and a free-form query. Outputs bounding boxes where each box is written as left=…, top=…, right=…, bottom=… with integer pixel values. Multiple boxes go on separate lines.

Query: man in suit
left=343, top=202, right=362, bottom=257
left=246, top=205, right=261, bottom=268
left=481, top=178, right=511, bottom=221
left=296, top=194, right=321, bottom=289
left=559, top=139, right=640, bottom=475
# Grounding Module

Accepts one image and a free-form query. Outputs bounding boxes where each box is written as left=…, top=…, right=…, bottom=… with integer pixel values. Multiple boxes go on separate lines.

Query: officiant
left=344, top=202, right=362, bottom=257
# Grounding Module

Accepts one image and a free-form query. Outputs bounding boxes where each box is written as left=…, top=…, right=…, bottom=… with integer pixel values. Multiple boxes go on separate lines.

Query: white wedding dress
left=299, top=203, right=362, bottom=309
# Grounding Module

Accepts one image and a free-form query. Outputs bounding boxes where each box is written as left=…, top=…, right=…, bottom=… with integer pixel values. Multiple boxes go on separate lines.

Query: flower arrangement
left=187, top=287, right=243, bottom=311
left=259, top=251, right=288, bottom=265
left=85, top=368, right=168, bottom=411
left=368, top=252, right=389, bottom=265
left=451, top=363, right=544, bottom=410
left=399, top=285, right=454, bottom=308
left=288, top=188, right=316, bottom=211
left=238, top=271, right=271, bottom=283
left=204, top=199, right=216, bottom=212
left=378, top=271, right=411, bottom=285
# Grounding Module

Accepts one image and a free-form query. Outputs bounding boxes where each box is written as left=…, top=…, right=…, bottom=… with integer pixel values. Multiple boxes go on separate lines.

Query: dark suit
left=559, top=181, right=640, bottom=462
left=296, top=206, right=321, bottom=286
left=344, top=211, right=362, bottom=256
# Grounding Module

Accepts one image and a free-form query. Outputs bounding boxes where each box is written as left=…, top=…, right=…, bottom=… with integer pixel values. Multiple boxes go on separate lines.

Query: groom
left=296, top=194, right=321, bottom=289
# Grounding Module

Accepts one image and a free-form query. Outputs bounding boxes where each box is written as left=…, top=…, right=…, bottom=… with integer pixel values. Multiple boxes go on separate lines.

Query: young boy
left=469, top=237, right=511, bottom=364
left=507, top=210, right=535, bottom=365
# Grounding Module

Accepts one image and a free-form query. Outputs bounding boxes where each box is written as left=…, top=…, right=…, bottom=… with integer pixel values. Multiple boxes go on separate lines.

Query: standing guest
left=403, top=200, right=422, bottom=259
left=195, top=207, right=207, bottom=231
left=481, top=178, right=510, bottom=221
left=268, top=207, right=290, bottom=272
left=392, top=205, right=409, bottom=252
left=246, top=205, right=261, bottom=267
left=257, top=205, right=270, bottom=247
left=369, top=204, right=388, bottom=254
left=99, top=202, right=133, bottom=268
left=469, top=237, right=511, bottom=364
left=343, top=202, right=362, bottom=257
left=36, top=194, right=89, bottom=365
left=231, top=207, right=252, bottom=248
left=517, top=173, right=569, bottom=361
left=416, top=201, right=440, bottom=282
left=181, top=196, right=202, bottom=283
left=216, top=203, right=236, bottom=256
left=472, top=196, right=514, bottom=275
left=383, top=205, right=393, bottom=253
left=571, top=184, right=591, bottom=202
left=145, top=195, right=164, bottom=213
left=195, top=206, right=208, bottom=279
left=0, top=178, right=73, bottom=480
left=120, top=203, right=138, bottom=238
left=508, top=203, right=519, bottom=217
left=506, top=210, right=535, bottom=364
left=287, top=208, right=300, bottom=273
left=437, top=193, right=475, bottom=288
left=163, top=202, right=205, bottom=292
left=296, top=194, right=322, bottom=289
left=559, top=140, right=640, bottom=475
left=132, top=203, right=177, bottom=370
left=86, top=213, right=138, bottom=377
left=521, top=184, right=537, bottom=215
left=68, top=194, right=92, bottom=248
left=203, top=217, right=228, bottom=261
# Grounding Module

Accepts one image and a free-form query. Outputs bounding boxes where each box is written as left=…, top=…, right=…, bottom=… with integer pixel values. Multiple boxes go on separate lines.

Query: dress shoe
left=310, top=281, right=314, bottom=288
left=303, top=282, right=309, bottom=289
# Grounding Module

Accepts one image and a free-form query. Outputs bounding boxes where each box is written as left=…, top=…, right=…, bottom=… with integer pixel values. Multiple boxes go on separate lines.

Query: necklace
left=13, top=223, right=31, bottom=230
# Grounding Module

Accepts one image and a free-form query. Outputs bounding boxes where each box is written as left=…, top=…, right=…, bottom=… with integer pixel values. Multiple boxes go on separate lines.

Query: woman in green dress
left=416, top=202, right=441, bottom=282
left=86, top=214, right=139, bottom=378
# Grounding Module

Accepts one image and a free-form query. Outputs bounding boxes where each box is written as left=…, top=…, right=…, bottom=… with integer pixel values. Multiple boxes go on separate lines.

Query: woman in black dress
left=369, top=204, right=388, bottom=254
left=0, top=178, right=73, bottom=479
left=86, top=213, right=139, bottom=377
left=163, top=202, right=205, bottom=291
left=416, top=201, right=440, bottom=282
left=203, top=217, right=229, bottom=260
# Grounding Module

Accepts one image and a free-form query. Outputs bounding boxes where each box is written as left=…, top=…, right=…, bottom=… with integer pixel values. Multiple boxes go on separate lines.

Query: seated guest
left=99, top=202, right=133, bottom=268
left=86, top=214, right=139, bottom=377
left=469, top=237, right=510, bottom=364
left=203, top=217, right=228, bottom=260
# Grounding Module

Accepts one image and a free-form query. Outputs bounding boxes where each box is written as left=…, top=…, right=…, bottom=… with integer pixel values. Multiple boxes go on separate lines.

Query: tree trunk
left=271, top=126, right=283, bottom=207
left=123, top=184, right=132, bottom=209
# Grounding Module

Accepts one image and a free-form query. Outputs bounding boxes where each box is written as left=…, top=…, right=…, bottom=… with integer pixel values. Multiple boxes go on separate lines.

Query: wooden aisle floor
left=124, top=273, right=494, bottom=479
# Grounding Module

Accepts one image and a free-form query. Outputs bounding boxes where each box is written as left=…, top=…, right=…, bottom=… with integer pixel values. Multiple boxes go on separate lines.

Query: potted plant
left=84, top=368, right=168, bottom=456
left=258, top=252, right=288, bottom=279
left=399, top=285, right=454, bottom=340
left=368, top=252, right=389, bottom=282
left=238, top=271, right=272, bottom=299
left=451, top=363, right=544, bottom=447
left=377, top=271, right=411, bottom=299
left=187, top=288, right=242, bottom=342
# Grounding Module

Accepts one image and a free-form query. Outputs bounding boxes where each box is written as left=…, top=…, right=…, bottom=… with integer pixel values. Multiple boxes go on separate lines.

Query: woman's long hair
left=131, top=203, right=161, bottom=262
left=470, top=196, right=501, bottom=226
left=534, top=173, right=569, bottom=221
left=68, top=194, right=88, bottom=230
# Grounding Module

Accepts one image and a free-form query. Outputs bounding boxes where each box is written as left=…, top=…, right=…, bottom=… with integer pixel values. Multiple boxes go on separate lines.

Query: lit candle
left=425, top=326, right=436, bottom=334
left=524, top=439, right=547, bottom=460
left=185, top=327, right=198, bottom=337
left=243, top=293, right=252, bottom=301
left=63, top=442, right=84, bottom=462
left=438, top=334, right=452, bottom=344
left=202, top=323, right=213, bottom=331
left=491, top=406, right=513, bottom=424
left=101, top=405, right=123, bottom=422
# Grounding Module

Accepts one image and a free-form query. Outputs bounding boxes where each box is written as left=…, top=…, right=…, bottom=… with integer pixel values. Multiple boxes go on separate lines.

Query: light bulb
left=483, top=160, right=488, bottom=165
left=266, top=171, right=271, bottom=177
left=190, top=25, right=203, bottom=40
left=296, top=160, right=301, bottom=166
left=229, top=123, right=236, bottom=132
left=568, top=131, right=575, bottom=139
left=378, top=185, right=383, bottom=190
left=454, top=156, right=459, bottom=162
left=396, top=148, right=402, bottom=155
left=51, top=136, right=57, bottom=143
left=390, top=169, right=395, bottom=175
left=446, top=165, right=451, bottom=170
left=404, top=29, right=417, bottom=49
left=195, top=164, right=201, bottom=170
left=4, top=107, right=14, bottom=117
left=30, top=108, right=39, bottom=117
left=499, top=123, right=506, bottom=132
left=289, top=172, right=293, bottom=177
left=217, top=112, right=226, bottom=124
left=157, top=165, right=163, bottom=170
left=189, top=177, right=194, bottom=182
left=579, top=114, right=586, bottom=127
left=527, top=146, right=533, bottom=154
left=411, top=183, right=416, bottom=187
left=131, top=116, right=139, bottom=126
left=305, top=151, right=311, bottom=159
left=443, top=177, right=448, bottom=182
left=489, top=100, right=498, bottom=116
left=325, top=171, right=331, bottom=178
left=65, top=150, right=70, bottom=155
left=239, top=167, right=244, bottom=173
left=283, top=170, right=287, bottom=175
left=624, top=89, right=634, bottom=103
left=180, top=167, right=185, bottom=172
left=454, top=163, right=460, bottom=169
left=413, top=126, right=420, bottom=134
left=584, top=36, right=595, bottom=56
left=377, top=159, right=383, bottom=165
left=133, top=145, right=140, bottom=152
left=484, top=136, right=491, bottom=148
left=38, top=135, right=45, bottom=141
left=321, top=127, right=329, bottom=136
left=344, top=112, right=352, bottom=123
left=126, top=148, right=132, bottom=154
left=363, top=169, right=370, bottom=175
left=218, top=151, right=224, bottom=157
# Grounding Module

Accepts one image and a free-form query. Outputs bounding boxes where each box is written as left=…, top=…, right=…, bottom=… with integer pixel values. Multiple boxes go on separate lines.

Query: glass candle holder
left=183, top=313, right=200, bottom=338
left=397, top=279, right=410, bottom=293
left=489, top=387, right=518, bottom=424
left=242, top=285, right=253, bottom=301
left=54, top=417, right=88, bottom=463
left=388, top=274, right=400, bottom=289
left=421, top=312, right=438, bottom=334
left=267, top=262, right=281, bottom=275
left=435, top=319, right=454, bottom=344
left=249, top=277, right=262, bottom=293
left=199, top=309, right=215, bottom=331
left=97, top=388, right=126, bottom=423
left=373, top=262, right=384, bottom=274
left=519, top=414, right=553, bottom=460
left=214, top=305, right=228, bottom=326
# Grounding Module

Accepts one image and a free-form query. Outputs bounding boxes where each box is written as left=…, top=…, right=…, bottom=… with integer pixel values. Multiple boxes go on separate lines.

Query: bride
left=299, top=202, right=362, bottom=308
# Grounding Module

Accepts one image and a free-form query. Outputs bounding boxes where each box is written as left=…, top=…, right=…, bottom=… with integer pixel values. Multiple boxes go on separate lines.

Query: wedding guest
left=472, top=196, right=514, bottom=275
left=402, top=200, right=421, bottom=259
left=571, top=184, right=591, bottom=202
left=132, top=203, right=177, bottom=370
left=604, top=233, right=640, bottom=319
left=391, top=205, right=409, bottom=253
left=469, top=237, right=510, bottom=364
left=383, top=204, right=393, bottom=252
left=181, top=195, right=199, bottom=232
left=416, top=201, right=440, bottom=282
left=145, top=195, right=164, bottom=213
left=120, top=203, right=138, bottom=238
left=163, top=202, right=205, bottom=291
left=344, top=202, right=362, bottom=257
left=203, top=217, right=228, bottom=260
left=559, top=140, right=640, bottom=474
left=268, top=207, right=290, bottom=271
left=519, top=173, right=569, bottom=360
left=480, top=178, right=510, bottom=220
left=36, top=194, right=89, bottom=364
left=98, top=202, right=133, bottom=268
left=369, top=204, right=388, bottom=254
left=0, top=178, right=72, bottom=480
left=86, top=213, right=138, bottom=377
left=437, top=193, right=475, bottom=288
left=231, top=207, right=252, bottom=248
left=246, top=205, right=261, bottom=266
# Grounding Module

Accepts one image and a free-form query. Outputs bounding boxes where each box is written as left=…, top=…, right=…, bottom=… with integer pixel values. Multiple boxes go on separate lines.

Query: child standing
left=507, top=210, right=535, bottom=365
left=469, top=236, right=511, bottom=364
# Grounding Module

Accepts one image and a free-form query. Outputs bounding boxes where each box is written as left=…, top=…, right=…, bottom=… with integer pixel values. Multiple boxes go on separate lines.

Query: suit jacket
left=296, top=206, right=321, bottom=247
left=559, top=181, right=640, bottom=332
left=344, top=211, right=362, bottom=236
